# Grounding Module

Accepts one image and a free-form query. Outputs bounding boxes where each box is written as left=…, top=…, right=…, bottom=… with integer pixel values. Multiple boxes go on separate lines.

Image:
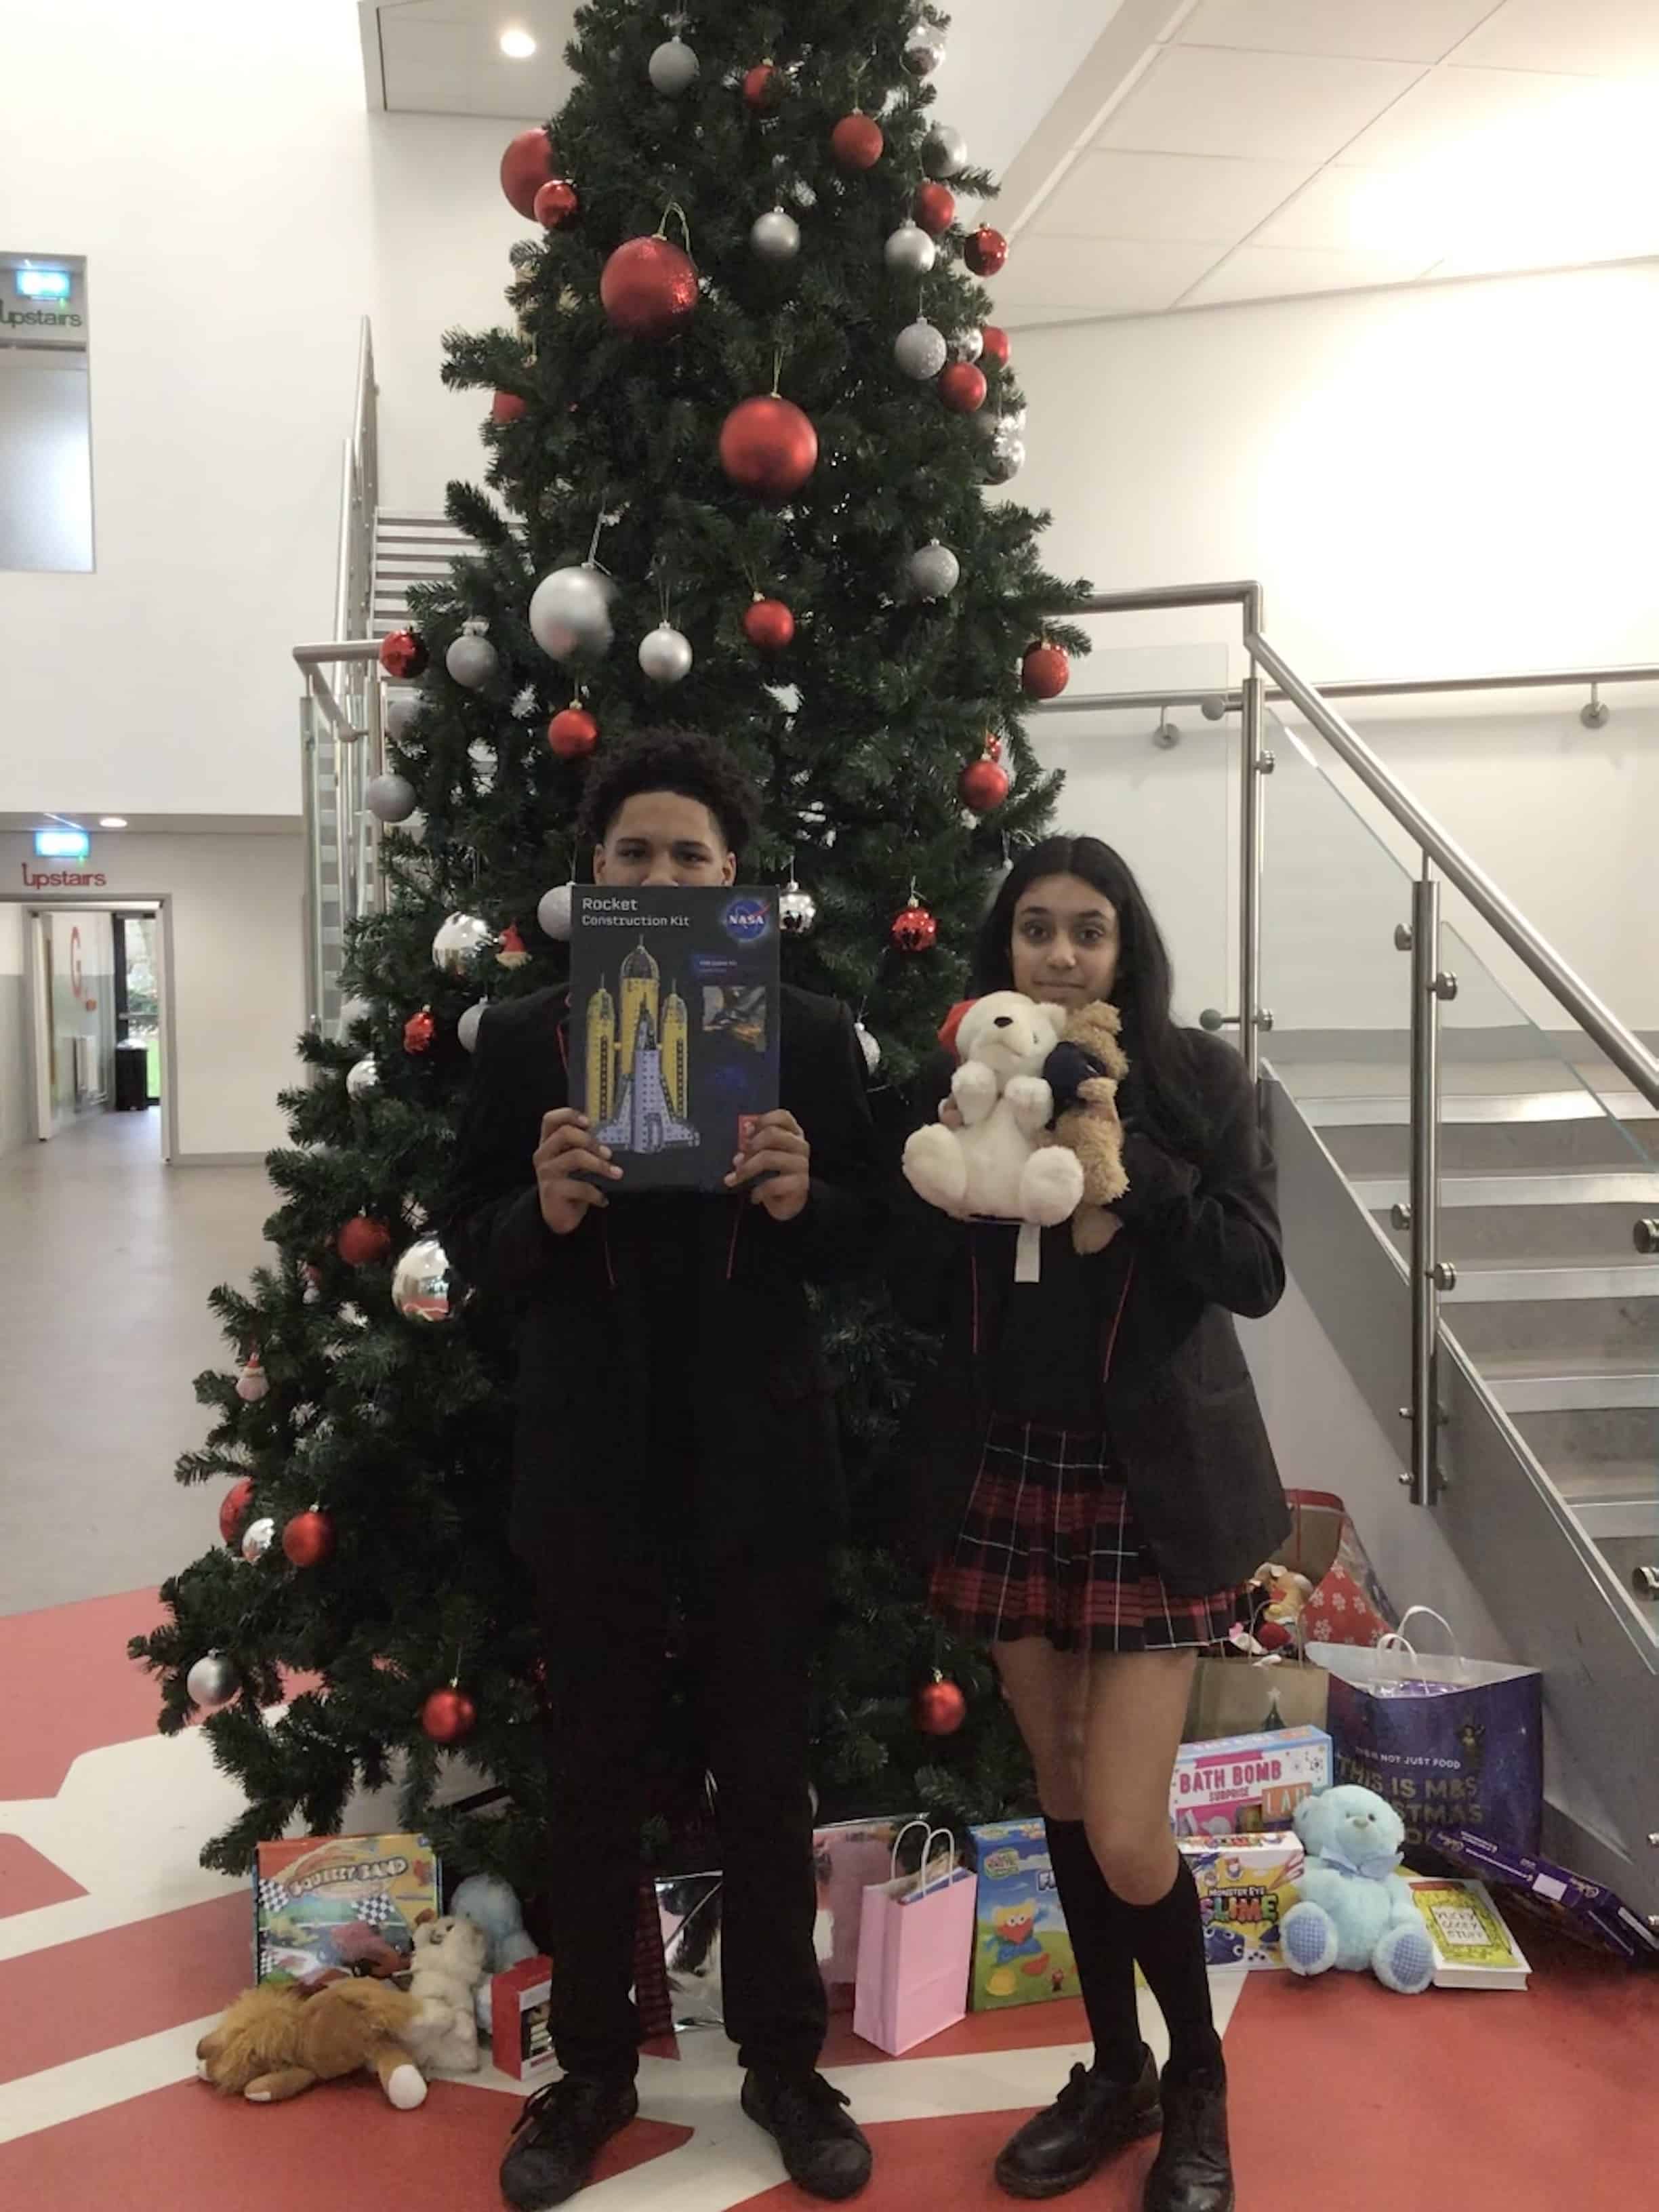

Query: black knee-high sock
left=1118, top=1856, right=1221, bottom=2083
left=1042, top=1817, right=1144, bottom=2084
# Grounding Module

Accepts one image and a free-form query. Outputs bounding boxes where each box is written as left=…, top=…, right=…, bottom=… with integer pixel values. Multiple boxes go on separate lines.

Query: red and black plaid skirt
left=928, top=1417, right=1246, bottom=1654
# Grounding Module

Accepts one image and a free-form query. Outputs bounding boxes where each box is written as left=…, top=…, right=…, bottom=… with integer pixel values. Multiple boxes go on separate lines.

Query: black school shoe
left=995, top=2049, right=1162, bottom=2200
left=499, top=2074, right=640, bottom=2209
left=1143, top=2065, right=1233, bottom=2212
left=741, top=2067, right=874, bottom=2201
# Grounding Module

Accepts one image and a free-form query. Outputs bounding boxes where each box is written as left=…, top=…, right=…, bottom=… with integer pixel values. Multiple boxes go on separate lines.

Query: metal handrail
left=1042, top=657, right=1659, bottom=715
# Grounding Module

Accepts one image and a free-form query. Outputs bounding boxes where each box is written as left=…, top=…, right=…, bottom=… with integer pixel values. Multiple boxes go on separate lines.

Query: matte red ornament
left=281, top=1509, right=336, bottom=1570
left=743, top=596, right=795, bottom=653
left=939, top=361, right=987, bottom=414
left=1021, top=640, right=1071, bottom=700
left=337, top=1215, right=392, bottom=1267
left=378, top=629, right=427, bottom=680
left=743, top=62, right=785, bottom=112
left=914, top=1678, right=968, bottom=1736
left=890, top=896, right=939, bottom=954
left=960, top=755, right=1010, bottom=813
left=489, top=391, right=527, bottom=425
left=600, top=235, right=699, bottom=340
left=500, top=127, right=556, bottom=219
left=831, top=111, right=884, bottom=171
left=403, top=1007, right=435, bottom=1054
left=422, top=1685, right=477, bottom=1744
left=913, top=180, right=956, bottom=236
left=219, top=1477, right=256, bottom=1548
left=965, top=225, right=1008, bottom=276
left=718, top=396, right=818, bottom=497
left=980, top=324, right=1010, bottom=368
left=547, top=705, right=598, bottom=759
left=532, top=177, right=579, bottom=229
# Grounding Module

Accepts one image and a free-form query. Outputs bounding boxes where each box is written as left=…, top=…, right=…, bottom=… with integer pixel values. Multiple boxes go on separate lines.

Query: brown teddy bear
left=195, top=1975, right=428, bottom=2108
left=1039, top=999, right=1130, bottom=1253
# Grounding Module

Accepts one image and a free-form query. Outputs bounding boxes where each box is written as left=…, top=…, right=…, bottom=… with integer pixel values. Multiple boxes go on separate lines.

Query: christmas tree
left=132, top=0, right=1090, bottom=1895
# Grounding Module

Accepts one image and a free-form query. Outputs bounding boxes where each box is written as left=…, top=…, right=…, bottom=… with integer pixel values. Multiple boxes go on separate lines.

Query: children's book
left=1407, top=1876, right=1531, bottom=1989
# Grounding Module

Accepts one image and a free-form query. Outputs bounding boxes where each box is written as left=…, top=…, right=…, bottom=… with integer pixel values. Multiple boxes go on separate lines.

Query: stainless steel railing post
left=1240, top=670, right=1266, bottom=1086
left=1401, top=869, right=1458, bottom=1504
left=299, top=695, right=325, bottom=1038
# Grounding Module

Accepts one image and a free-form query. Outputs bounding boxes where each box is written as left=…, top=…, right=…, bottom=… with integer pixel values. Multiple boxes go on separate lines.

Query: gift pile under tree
left=132, top=0, right=1092, bottom=1898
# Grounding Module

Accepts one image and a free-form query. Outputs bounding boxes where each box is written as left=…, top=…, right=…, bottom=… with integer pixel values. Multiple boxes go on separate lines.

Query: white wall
left=0, top=904, right=27, bottom=1156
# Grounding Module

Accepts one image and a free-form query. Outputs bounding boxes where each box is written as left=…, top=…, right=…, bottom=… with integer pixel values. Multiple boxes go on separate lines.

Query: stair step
left=1303, top=1089, right=1652, bottom=1128
left=1446, top=1262, right=1659, bottom=1302
left=1351, top=1172, right=1659, bottom=1211
left=1376, top=1202, right=1656, bottom=1270
left=1451, top=1296, right=1659, bottom=1369
left=1494, top=1373, right=1659, bottom=1414
left=1324, top=1116, right=1658, bottom=1178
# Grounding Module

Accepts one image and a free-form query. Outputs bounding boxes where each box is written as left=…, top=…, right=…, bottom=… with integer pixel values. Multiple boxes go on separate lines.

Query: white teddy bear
left=903, top=991, right=1086, bottom=1226
left=402, top=1912, right=490, bottom=2075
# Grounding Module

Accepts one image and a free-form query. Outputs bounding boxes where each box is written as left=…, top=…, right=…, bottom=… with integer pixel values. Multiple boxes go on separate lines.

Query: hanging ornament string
left=657, top=200, right=693, bottom=254
left=771, top=343, right=785, bottom=398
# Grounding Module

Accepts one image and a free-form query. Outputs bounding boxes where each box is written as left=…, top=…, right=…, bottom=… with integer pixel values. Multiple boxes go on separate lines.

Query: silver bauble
left=952, top=325, right=984, bottom=363
left=779, top=880, right=817, bottom=935
left=529, top=564, right=615, bottom=661
left=856, top=1022, right=882, bottom=1073
left=385, top=694, right=419, bottom=740
left=895, top=319, right=948, bottom=380
left=536, top=882, right=574, bottom=941
left=750, top=207, right=801, bottom=262
left=365, top=773, right=417, bottom=823
left=884, top=221, right=937, bottom=276
left=241, top=1516, right=276, bottom=1565
left=924, top=123, right=968, bottom=179
left=445, top=629, right=499, bottom=689
left=346, top=1054, right=380, bottom=1099
left=648, top=35, right=699, bottom=95
left=187, top=1652, right=238, bottom=1708
left=392, top=1235, right=461, bottom=1324
left=904, top=34, right=946, bottom=77
left=907, top=541, right=961, bottom=599
left=432, top=911, right=494, bottom=975
left=457, top=1001, right=487, bottom=1054
left=638, top=623, right=693, bottom=684
left=983, top=437, right=1025, bottom=483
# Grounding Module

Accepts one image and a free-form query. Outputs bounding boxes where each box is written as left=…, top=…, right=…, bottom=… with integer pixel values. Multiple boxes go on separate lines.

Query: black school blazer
left=892, top=1027, right=1290, bottom=1597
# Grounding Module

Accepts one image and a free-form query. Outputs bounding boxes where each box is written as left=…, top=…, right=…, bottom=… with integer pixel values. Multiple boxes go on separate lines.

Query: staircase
left=371, top=512, right=474, bottom=640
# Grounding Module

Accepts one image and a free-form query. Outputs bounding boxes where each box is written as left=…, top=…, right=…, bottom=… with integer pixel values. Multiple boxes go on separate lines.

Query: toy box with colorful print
left=1170, top=1724, right=1332, bottom=1839
left=966, top=1819, right=1079, bottom=2011
left=253, top=1831, right=440, bottom=1986
left=1179, top=1833, right=1305, bottom=1969
left=491, top=1954, right=557, bottom=2081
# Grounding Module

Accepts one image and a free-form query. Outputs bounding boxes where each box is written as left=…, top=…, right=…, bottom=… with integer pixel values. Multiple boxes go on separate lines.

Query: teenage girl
left=895, top=836, right=1289, bottom=2212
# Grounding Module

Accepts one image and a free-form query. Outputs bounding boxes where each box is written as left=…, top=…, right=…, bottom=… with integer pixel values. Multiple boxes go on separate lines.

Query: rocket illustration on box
left=585, top=939, right=699, bottom=1159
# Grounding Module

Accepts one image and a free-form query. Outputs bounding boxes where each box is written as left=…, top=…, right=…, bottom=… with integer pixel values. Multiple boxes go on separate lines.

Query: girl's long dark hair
left=971, top=836, right=1204, bottom=1155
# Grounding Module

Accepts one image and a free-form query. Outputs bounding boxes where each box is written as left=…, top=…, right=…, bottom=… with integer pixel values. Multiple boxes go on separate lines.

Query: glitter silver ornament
left=648, top=34, right=699, bottom=95
left=187, top=1652, right=238, bottom=1707
left=385, top=694, right=419, bottom=740
left=750, top=207, right=801, bottom=262
left=856, top=1022, right=882, bottom=1073
left=529, top=563, right=615, bottom=661
left=982, top=436, right=1025, bottom=483
left=445, top=623, right=499, bottom=689
left=536, top=882, right=574, bottom=941
left=779, top=879, right=817, bottom=935
left=923, top=123, right=968, bottom=179
left=951, top=325, right=984, bottom=363
left=241, top=1515, right=276, bottom=1565
left=346, top=1055, right=380, bottom=1099
left=884, top=220, right=937, bottom=276
left=904, top=34, right=945, bottom=77
left=638, top=623, right=693, bottom=684
left=895, top=318, right=948, bottom=379
left=907, top=541, right=961, bottom=599
left=365, top=773, right=417, bottom=823
left=392, top=1235, right=461, bottom=1324
left=457, top=1002, right=487, bottom=1054
left=432, top=911, right=495, bottom=975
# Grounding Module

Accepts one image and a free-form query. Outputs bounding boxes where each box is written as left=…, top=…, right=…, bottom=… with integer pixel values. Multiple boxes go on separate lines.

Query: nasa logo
left=720, top=895, right=772, bottom=946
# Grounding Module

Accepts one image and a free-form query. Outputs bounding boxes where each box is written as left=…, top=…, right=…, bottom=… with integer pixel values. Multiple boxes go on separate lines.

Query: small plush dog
left=196, top=1976, right=427, bottom=2108
left=402, top=1911, right=489, bottom=2074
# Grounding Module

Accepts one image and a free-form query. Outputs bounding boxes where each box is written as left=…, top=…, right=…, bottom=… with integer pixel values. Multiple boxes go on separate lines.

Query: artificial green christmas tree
left=134, top=0, right=1090, bottom=1892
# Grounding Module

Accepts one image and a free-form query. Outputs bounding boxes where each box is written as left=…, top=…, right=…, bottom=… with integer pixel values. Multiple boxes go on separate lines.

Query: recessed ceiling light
left=499, top=27, right=536, bottom=60
left=99, top=816, right=128, bottom=828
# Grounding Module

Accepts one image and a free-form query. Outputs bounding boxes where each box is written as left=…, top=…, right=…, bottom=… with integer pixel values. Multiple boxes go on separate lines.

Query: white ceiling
left=361, top=0, right=1659, bottom=322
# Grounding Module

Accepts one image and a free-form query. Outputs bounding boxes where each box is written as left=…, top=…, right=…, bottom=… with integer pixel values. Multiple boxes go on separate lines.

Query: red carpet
left=0, top=1590, right=173, bottom=1797
left=0, top=1835, right=87, bottom=1919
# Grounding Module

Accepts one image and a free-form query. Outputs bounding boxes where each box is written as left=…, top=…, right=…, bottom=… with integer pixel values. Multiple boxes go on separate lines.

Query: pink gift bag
left=853, top=1821, right=979, bottom=2055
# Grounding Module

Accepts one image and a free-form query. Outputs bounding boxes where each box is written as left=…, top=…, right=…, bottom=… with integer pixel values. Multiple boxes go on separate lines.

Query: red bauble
left=743, top=62, right=785, bottom=112
left=743, top=596, right=795, bottom=652
left=337, top=1215, right=392, bottom=1267
left=1021, top=641, right=1071, bottom=700
left=422, top=1686, right=477, bottom=1744
left=219, top=1477, right=256, bottom=1548
left=890, top=897, right=939, bottom=954
left=939, top=361, right=987, bottom=414
left=913, top=181, right=956, bottom=236
left=500, top=127, right=556, bottom=219
left=403, top=1007, right=435, bottom=1054
left=489, top=391, right=526, bottom=425
left=547, top=705, right=598, bottom=759
left=960, top=755, right=1011, bottom=813
left=281, top=1509, right=336, bottom=1570
left=600, top=235, right=699, bottom=339
left=378, top=629, right=427, bottom=680
left=831, top=111, right=884, bottom=171
left=980, top=324, right=1010, bottom=369
left=719, top=396, right=818, bottom=497
left=965, top=226, right=1008, bottom=276
left=914, top=1679, right=968, bottom=1736
left=532, top=177, right=579, bottom=229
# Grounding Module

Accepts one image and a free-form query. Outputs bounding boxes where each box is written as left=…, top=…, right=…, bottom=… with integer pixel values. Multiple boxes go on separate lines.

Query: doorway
left=11, top=899, right=176, bottom=1160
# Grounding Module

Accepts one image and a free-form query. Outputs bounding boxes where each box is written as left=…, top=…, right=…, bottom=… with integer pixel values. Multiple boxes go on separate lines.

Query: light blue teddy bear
left=1279, top=1784, right=1436, bottom=1994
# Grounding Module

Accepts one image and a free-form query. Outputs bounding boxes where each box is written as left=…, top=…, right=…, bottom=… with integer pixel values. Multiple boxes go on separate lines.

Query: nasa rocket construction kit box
left=570, top=886, right=782, bottom=1193
left=1170, top=1725, right=1332, bottom=1839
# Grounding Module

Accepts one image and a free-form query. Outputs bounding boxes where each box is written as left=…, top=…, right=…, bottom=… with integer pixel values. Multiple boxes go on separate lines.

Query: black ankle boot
left=741, top=2067, right=873, bottom=2201
left=1143, top=2064, right=1233, bottom=2212
left=995, top=2049, right=1162, bottom=2200
left=499, top=2074, right=640, bottom=2209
